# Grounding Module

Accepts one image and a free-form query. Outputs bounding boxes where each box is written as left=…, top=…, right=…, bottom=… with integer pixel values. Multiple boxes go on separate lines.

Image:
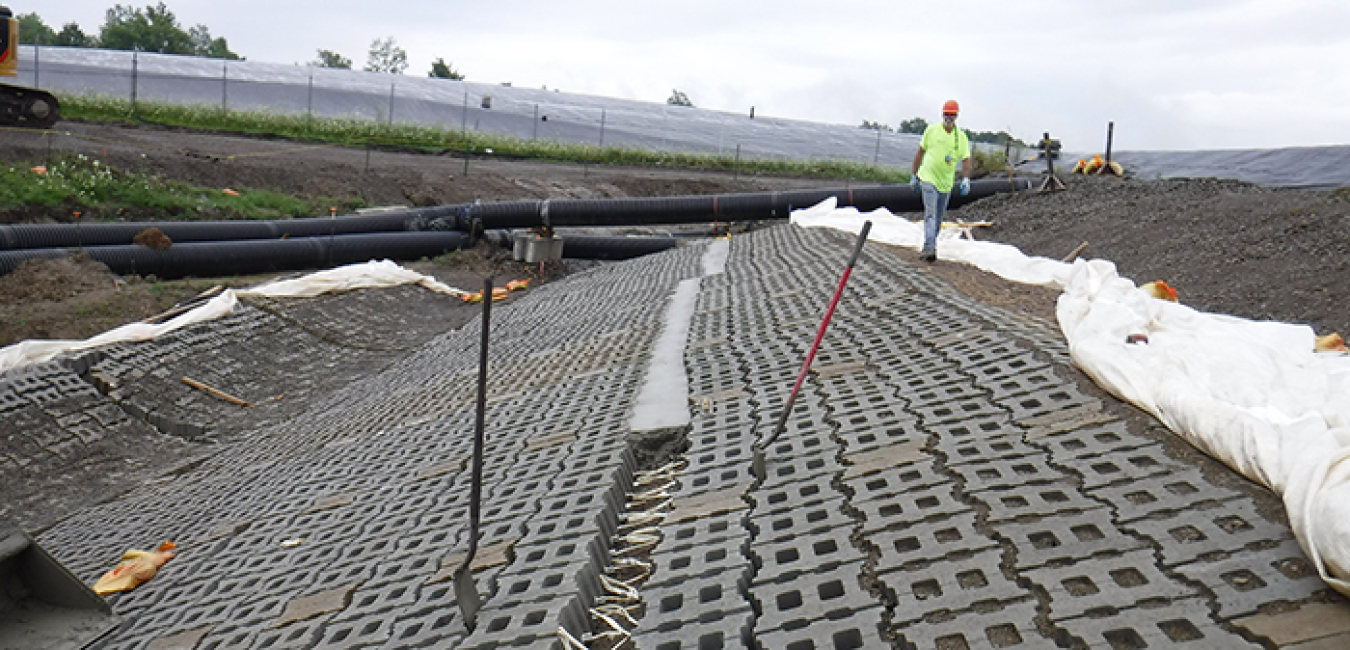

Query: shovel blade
left=453, top=568, right=482, bottom=630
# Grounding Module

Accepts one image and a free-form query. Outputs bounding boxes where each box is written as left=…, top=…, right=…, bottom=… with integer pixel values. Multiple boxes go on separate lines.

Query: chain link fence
left=16, top=45, right=933, bottom=169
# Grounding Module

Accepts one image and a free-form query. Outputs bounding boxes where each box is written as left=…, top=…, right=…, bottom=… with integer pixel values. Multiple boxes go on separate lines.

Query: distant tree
left=312, top=49, right=352, bottom=69
left=99, top=3, right=194, bottom=54
left=428, top=57, right=464, bottom=80
left=899, top=117, right=928, bottom=134
left=860, top=120, right=893, bottom=132
left=54, top=22, right=98, bottom=47
left=667, top=89, right=693, bottom=107
left=15, top=13, right=56, bottom=44
left=966, top=129, right=1027, bottom=147
left=187, top=24, right=239, bottom=60
left=365, top=37, right=408, bottom=74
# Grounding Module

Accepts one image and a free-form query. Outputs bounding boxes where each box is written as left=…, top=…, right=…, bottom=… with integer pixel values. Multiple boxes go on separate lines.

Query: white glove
left=959, top=178, right=971, bottom=196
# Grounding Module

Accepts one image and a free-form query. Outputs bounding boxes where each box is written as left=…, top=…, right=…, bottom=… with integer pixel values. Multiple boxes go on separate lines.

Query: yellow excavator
left=0, top=5, right=60, bottom=129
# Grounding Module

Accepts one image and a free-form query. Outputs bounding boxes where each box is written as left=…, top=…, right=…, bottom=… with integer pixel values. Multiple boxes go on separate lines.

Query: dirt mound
left=962, top=175, right=1349, bottom=336
left=0, top=254, right=117, bottom=303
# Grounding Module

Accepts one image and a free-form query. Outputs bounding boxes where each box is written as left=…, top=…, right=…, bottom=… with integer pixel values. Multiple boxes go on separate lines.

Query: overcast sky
left=33, top=0, right=1350, bottom=152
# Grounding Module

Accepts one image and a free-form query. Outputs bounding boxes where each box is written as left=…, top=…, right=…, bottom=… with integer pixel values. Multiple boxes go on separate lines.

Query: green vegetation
left=667, top=90, right=694, bottom=107
left=364, top=36, right=408, bottom=74
left=312, top=49, right=352, bottom=69
left=0, top=152, right=362, bottom=218
left=61, top=95, right=915, bottom=183
left=970, top=150, right=1009, bottom=177
left=429, top=58, right=464, bottom=80
left=20, top=3, right=239, bottom=59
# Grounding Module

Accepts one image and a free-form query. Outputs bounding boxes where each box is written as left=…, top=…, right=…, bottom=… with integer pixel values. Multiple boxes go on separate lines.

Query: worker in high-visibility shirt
left=910, top=99, right=973, bottom=262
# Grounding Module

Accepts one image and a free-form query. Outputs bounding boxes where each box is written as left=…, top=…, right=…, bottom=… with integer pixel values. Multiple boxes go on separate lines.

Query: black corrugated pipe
left=0, top=180, right=1028, bottom=251
left=459, top=178, right=1030, bottom=230
left=0, top=206, right=462, bottom=251
left=0, top=231, right=470, bottom=280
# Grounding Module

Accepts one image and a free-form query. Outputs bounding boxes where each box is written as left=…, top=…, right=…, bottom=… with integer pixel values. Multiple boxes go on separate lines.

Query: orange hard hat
left=942, top=99, right=959, bottom=115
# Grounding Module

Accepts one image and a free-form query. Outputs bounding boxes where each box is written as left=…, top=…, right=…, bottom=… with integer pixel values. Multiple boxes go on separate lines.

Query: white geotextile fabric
left=792, top=198, right=1350, bottom=596
left=0, top=260, right=465, bottom=375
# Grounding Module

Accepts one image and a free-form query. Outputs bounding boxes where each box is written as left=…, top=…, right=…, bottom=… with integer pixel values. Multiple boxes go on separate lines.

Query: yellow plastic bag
left=93, top=541, right=177, bottom=595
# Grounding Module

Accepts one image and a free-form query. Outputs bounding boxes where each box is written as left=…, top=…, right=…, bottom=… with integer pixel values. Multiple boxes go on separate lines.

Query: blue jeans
left=920, top=181, right=950, bottom=254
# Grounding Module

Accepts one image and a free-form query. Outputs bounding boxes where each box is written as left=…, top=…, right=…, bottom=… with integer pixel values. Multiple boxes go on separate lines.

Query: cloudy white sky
left=33, top=0, right=1350, bottom=151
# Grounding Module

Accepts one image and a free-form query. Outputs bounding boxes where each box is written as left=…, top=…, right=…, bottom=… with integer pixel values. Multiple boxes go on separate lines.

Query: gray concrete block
left=750, top=497, right=856, bottom=544
left=1026, top=548, right=1202, bottom=621
left=639, top=568, right=751, bottom=629
left=996, top=508, right=1148, bottom=570
left=1171, top=538, right=1329, bottom=619
left=977, top=480, right=1105, bottom=524
left=1052, top=597, right=1260, bottom=648
left=1125, top=498, right=1291, bottom=567
left=841, top=460, right=949, bottom=505
left=633, top=607, right=753, bottom=650
left=1088, top=466, right=1245, bottom=523
left=891, top=600, right=1050, bottom=650
left=882, top=547, right=1031, bottom=626
left=648, top=534, right=749, bottom=588
left=852, top=483, right=971, bottom=537
left=753, top=528, right=865, bottom=584
left=751, top=560, right=877, bottom=634
left=752, top=605, right=888, bottom=650
left=870, top=511, right=998, bottom=571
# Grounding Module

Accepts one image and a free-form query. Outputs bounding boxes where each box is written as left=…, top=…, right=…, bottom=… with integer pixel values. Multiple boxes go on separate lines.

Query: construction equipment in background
left=1073, top=121, right=1125, bottom=176
left=1038, top=132, right=1066, bottom=193
left=1072, top=154, right=1124, bottom=176
left=0, top=5, right=61, bottom=129
left=1, top=522, right=119, bottom=648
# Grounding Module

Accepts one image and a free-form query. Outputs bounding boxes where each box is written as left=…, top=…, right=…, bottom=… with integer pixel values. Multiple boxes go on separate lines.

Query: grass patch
left=62, top=94, right=913, bottom=183
left=1, top=151, right=364, bottom=219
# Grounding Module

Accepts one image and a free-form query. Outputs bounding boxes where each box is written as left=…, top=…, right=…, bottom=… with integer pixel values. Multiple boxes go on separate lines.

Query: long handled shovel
left=753, top=221, right=871, bottom=482
left=454, top=276, right=493, bottom=629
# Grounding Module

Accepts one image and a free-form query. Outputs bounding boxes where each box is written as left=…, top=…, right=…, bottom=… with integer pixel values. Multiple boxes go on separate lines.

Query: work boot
left=919, top=249, right=936, bottom=263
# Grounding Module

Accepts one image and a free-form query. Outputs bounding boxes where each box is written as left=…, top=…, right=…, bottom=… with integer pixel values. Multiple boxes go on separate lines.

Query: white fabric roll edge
left=0, top=259, right=465, bottom=375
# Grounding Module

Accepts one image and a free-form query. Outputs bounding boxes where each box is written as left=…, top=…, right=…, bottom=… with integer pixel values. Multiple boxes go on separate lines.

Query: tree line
left=862, top=117, right=1028, bottom=147
left=16, top=2, right=465, bottom=78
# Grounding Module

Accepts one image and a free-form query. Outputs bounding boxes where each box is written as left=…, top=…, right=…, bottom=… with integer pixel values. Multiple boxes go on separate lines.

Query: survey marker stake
left=454, top=276, right=492, bottom=629
left=753, top=221, right=872, bottom=483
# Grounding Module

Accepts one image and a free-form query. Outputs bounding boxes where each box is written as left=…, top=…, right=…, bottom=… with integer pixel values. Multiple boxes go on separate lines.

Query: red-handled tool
left=753, top=221, right=871, bottom=482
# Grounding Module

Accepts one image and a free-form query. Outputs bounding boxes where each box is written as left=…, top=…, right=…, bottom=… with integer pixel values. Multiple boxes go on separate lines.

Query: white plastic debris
left=0, top=260, right=467, bottom=374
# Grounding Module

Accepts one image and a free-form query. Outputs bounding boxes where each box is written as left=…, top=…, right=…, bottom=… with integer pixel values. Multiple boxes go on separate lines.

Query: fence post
left=306, top=69, right=314, bottom=124
left=873, top=128, right=882, bottom=165
left=461, top=88, right=468, bottom=136
left=388, top=83, right=396, bottom=126
left=533, top=104, right=539, bottom=141
left=222, top=60, right=228, bottom=115
left=32, top=38, right=39, bottom=88
left=131, top=50, right=139, bottom=114
left=599, top=108, right=606, bottom=147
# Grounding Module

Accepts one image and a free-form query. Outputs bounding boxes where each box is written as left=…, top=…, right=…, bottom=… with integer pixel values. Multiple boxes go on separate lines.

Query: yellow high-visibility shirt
left=918, top=123, right=971, bottom=193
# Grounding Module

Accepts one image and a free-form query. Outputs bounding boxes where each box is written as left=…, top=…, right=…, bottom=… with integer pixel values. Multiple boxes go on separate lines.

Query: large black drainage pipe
left=0, top=231, right=472, bottom=280
left=458, top=178, right=1028, bottom=230
left=0, top=207, right=460, bottom=251
left=0, top=179, right=1030, bottom=251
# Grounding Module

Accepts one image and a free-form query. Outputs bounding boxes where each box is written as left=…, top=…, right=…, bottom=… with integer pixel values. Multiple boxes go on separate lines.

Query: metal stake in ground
left=753, top=221, right=871, bottom=482
left=453, top=275, right=492, bottom=629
